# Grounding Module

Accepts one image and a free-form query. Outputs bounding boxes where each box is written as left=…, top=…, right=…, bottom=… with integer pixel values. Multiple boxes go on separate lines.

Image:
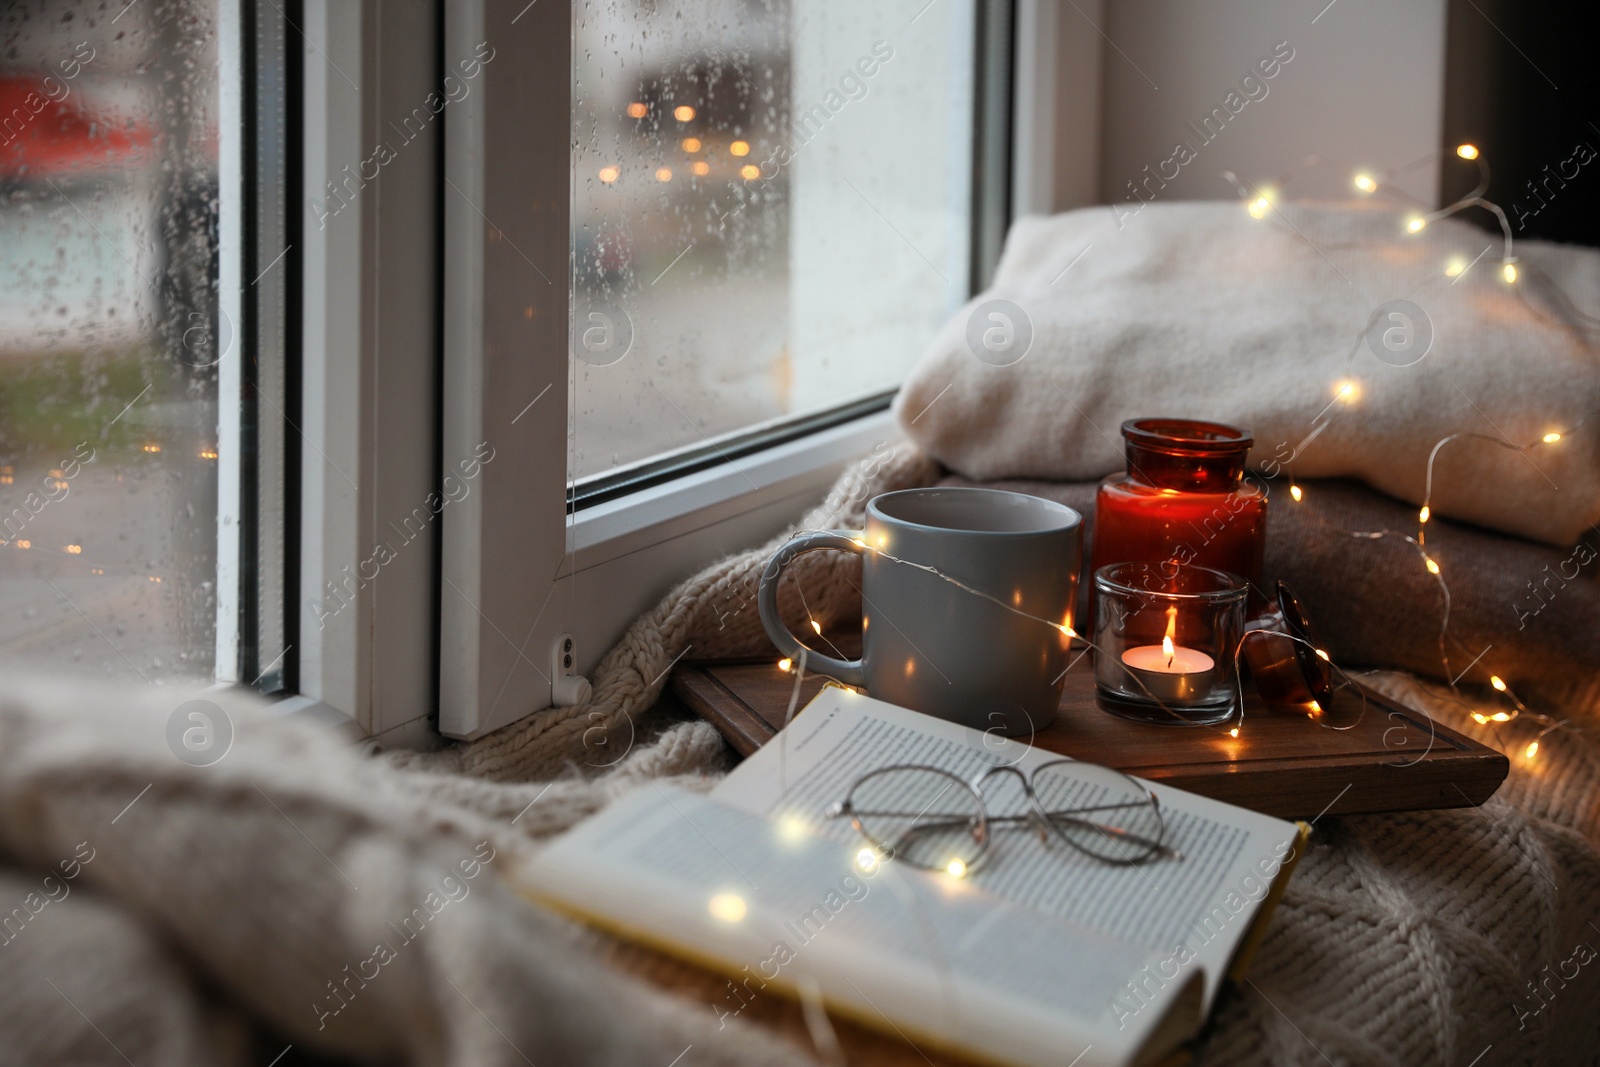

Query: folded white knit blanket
left=894, top=201, right=1600, bottom=547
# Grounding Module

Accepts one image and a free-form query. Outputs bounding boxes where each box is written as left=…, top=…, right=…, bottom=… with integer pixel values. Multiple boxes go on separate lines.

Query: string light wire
left=1233, top=142, right=1598, bottom=760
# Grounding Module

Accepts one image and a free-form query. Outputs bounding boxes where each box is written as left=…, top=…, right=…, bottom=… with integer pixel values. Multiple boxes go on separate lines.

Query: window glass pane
left=0, top=0, right=220, bottom=683
left=571, top=0, right=976, bottom=482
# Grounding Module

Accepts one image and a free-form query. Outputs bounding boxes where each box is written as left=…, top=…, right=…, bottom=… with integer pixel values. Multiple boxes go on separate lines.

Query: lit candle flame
left=1162, top=606, right=1177, bottom=668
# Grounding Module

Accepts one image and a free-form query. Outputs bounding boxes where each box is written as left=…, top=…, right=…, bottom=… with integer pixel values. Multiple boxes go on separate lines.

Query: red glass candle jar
left=1090, top=418, right=1267, bottom=593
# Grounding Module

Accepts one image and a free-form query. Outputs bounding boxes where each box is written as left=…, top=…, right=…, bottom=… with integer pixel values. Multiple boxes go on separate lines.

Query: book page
left=526, top=784, right=1191, bottom=1067
left=712, top=686, right=1302, bottom=1013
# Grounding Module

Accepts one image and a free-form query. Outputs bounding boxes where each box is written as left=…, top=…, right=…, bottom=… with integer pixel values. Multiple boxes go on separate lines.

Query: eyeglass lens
left=845, top=766, right=987, bottom=872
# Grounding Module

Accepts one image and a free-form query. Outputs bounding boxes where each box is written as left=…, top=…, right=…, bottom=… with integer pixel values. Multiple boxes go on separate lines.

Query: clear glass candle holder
left=1093, top=562, right=1246, bottom=726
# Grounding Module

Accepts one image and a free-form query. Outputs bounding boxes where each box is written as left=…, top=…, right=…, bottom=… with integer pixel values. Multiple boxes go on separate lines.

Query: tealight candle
left=1121, top=638, right=1216, bottom=703
left=1093, top=562, right=1246, bottom=726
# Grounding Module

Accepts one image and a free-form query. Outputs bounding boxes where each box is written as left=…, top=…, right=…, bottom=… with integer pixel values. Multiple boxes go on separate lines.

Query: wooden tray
left=672, top=649, right=1509, bottom=820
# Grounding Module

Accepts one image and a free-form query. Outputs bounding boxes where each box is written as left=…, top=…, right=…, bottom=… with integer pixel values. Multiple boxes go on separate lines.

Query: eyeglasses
left=826, top=760, right=1178, bottom=876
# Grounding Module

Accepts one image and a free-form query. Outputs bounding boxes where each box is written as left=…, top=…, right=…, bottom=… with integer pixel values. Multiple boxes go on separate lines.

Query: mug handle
left=757, top=530, right=867, bottom=687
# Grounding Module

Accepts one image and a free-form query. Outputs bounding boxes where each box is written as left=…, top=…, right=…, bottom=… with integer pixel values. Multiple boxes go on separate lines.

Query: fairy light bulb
left=1247, top=195, right=1271, bottom=219
left=708, top=893, right=747, bottom=923
left=1445, top=256, right=1467, bottom=277
left=777, top=657, right=793, bottom=672
left=855, top=848, right=879, bottom=872
left=1542, top=432, right=1561, bottom=444
left=1456, top=144, right=1479, bottom=160
left=1336, top=380, right=1359, bottom=402
left=1418, top=505, right=1431, bottom=524
left=945, top=858, right=967, bottom=879
left=1502, top=261, right=1518, bottom=283
left=1314, top=648, right=1331, bottom=662
left=1406, top=216, right=1427, bottom=234
left=1490, top=711, right=1513, bottom=722
left=1229, top=727, right=1240, bottom=738
left=1425, top=557, right=1441, bottom=575
left=1289, top=483, right=1303, bottom=502
left=1470, top=712, right=1490, bottom=724
left=1058, top=623, right=1076, bottom=638
left=1353, top=173, right=1377, bottom=193
left=1524, top=740, right=1539, bottom=759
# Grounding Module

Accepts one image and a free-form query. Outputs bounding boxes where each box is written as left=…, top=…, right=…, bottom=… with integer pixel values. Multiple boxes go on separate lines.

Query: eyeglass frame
left=825, top=759, right=1180, bottom=874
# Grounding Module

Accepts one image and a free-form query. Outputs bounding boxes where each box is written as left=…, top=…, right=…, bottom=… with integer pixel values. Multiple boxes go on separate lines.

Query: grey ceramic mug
left=758, top=486, right=1083, bottom=736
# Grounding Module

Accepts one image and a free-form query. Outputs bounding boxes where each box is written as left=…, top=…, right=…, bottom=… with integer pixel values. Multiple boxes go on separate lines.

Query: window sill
left=558, top=407, right=900, bottom=678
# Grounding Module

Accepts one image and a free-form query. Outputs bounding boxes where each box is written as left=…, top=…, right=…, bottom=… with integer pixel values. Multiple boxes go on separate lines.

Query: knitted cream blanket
left=2, top=451, right=1597, bottom=1066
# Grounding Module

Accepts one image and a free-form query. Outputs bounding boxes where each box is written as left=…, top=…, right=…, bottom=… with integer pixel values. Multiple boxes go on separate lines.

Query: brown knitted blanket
left=2, top=450, right=1597, bottom=1066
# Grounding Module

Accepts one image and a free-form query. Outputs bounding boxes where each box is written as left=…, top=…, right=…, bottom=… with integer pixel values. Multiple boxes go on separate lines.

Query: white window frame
left=276, top=0, right=444, bottom=746
left=276, top=0, right=1050, bottom=743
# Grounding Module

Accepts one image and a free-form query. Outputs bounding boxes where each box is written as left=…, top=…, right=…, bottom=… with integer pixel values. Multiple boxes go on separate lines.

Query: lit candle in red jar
left=1090, top=418, right=1267, bottom=596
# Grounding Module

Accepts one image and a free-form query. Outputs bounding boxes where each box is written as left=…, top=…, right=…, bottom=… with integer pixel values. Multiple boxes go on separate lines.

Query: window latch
left=551, top=633, right=592, bottom=707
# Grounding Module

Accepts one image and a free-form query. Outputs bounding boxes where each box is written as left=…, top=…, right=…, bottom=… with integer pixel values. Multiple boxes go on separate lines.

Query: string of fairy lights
left=1246, top=142, right=1595, bottom=761
left=772, top=141, right=1595, bottom=766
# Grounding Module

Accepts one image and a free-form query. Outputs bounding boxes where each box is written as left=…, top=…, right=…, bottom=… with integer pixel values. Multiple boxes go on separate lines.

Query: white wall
left=1013, top=0, right=1106, bottom=215
left=1056, top=0, right=1447, bottom=213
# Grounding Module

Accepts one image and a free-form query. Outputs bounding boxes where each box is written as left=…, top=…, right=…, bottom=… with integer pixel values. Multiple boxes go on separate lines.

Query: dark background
left=1442, top=0, right=1600, bottom=247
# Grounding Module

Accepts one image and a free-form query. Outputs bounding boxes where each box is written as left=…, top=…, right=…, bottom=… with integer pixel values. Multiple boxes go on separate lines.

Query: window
left=438, top=0, right=1008, bottom=739
left=0, top=0, right=1011, bottom=743
left=570, top=0, right=980, bottom=488
left=0, top=0, right=223, bottom=685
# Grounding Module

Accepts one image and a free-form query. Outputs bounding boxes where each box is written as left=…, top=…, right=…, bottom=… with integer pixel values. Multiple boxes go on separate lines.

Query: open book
left=520, top=685, right=1308, bottom=1067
